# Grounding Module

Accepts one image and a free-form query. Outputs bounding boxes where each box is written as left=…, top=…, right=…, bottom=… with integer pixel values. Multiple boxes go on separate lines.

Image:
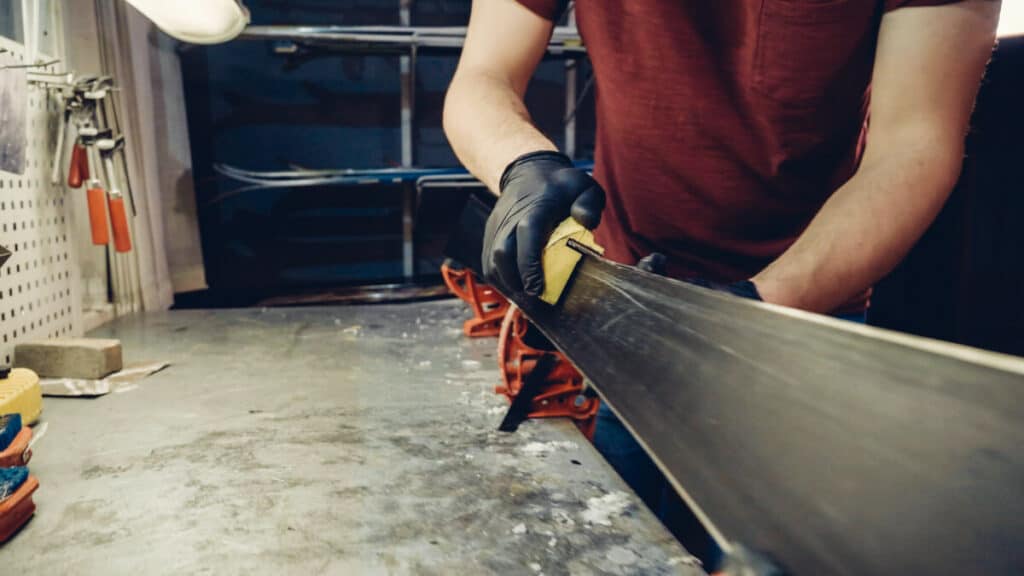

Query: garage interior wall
left=0, top=0, right=83, bottom=362
left=63, top=0, right=206, bottom=325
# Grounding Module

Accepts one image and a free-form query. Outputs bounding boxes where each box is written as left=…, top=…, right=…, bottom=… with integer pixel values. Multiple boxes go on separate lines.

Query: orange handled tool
left=86, top=185, right=110, bottom=246
left=67, top=143, right=88, bottom=189
left=99, top=150, right=132, bottom=253
left=108, top=193, right=131, bottom=253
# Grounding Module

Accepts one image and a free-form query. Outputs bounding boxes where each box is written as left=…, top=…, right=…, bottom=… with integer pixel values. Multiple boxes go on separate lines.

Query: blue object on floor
left=0, top=466, right=28, bottom=502
left=0, top=414, right=22, bottom=453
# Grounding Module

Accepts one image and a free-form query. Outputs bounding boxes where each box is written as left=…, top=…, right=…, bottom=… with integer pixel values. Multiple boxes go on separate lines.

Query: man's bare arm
left=752, top=0, right=1001, bottom=313
left=443, top=0, right=557, bottom=192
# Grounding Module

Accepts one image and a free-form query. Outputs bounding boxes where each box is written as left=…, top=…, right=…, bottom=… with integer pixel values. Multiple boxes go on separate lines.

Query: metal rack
left=228, top=5, right=588, bottom=283
left=238, top=24, right=585, bottom=55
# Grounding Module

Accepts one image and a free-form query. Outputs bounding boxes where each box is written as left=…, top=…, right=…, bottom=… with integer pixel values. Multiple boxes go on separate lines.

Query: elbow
left=442, top=83, right=456, bottom=145
left=442, top=73, right=467, bottom=148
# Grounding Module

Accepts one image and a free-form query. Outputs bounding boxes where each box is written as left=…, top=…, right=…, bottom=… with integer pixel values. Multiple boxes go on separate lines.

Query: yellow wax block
left=540, top=218, right=604, bottom=305
left=0, top=368, right=43, bottom=425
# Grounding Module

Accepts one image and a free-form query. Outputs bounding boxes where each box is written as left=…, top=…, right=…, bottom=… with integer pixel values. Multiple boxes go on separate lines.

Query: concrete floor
left=0, top=300, right=700, bottom=575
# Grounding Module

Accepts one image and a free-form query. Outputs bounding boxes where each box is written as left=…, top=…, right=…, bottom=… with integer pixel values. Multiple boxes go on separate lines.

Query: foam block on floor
left=0, top=414, right=21, bottom=453
left=14, top=338, right=122, bottom=379
left=0, top=370, right=42, bottom=426
left=0, top=469, right=37, bottom=543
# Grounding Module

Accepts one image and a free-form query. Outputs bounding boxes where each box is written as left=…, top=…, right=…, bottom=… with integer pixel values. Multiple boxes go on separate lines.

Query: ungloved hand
left=482, top=151, right=605, bottom=297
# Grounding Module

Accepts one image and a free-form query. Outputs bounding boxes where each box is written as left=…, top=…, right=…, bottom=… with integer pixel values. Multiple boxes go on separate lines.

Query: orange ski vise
left=441, top=261, right=510, bottom=338
left=496, top=306, right=600, bottom=439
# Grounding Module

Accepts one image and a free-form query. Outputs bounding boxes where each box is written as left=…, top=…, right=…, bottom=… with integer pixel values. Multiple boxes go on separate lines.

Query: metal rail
left=238, top=25, right=586, bottom=56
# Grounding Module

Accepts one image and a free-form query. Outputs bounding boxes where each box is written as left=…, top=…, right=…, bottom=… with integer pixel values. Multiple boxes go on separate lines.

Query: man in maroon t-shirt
left=445, top=0, right=999, bottom=315
left=443, top=0, right=1001, bottom=567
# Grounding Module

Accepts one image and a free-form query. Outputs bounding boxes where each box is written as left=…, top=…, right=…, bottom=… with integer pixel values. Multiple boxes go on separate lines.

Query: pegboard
left=0, top=37, right=82, bottom=367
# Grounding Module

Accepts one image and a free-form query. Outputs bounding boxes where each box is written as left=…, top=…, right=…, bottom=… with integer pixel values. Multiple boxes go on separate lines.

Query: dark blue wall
left=181, top=0, right=593, bottom=303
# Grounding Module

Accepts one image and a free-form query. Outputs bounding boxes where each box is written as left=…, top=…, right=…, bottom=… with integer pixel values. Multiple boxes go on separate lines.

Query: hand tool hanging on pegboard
left=66, top=141, right=89, bottom=189
left=89, top=76, right=140, bottom=314
left=95, top=134, right=131, bottom=253
left=32, top=70, right=82, bottom=188
left=87, top=79, right=132, bottom=255
left=76, top=112, right=110, bottom=246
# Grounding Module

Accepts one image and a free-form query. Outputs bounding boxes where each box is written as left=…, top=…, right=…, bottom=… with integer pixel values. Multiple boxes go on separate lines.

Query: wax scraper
left=539, top=218, right=604, bottom=305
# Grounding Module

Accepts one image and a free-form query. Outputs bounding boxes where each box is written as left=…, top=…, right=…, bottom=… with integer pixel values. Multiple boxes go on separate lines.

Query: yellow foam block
left=540, top=218, right=605, bottom=305
left=0, top=368, right=43, bottom=425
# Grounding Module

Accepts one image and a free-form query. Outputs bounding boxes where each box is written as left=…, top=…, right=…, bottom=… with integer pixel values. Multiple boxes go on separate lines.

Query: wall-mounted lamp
left=123, top=0, right=250, bottom=44
left=998, top=2, right=1024, bottom=39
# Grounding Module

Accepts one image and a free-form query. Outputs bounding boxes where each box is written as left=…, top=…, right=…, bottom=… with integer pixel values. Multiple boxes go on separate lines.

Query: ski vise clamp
left=495, top=306, right=600, bottom=439
left=441, top=260, right=510, bottom=338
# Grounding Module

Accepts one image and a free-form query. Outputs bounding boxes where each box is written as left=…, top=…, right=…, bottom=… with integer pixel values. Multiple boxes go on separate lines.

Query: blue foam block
left=0, top=414, right=22, bottom=453
left=0, top=466, right=27, bottom=502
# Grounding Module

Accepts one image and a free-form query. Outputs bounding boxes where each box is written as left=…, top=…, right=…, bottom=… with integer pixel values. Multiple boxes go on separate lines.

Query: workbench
left=0, top=300, right=699, bottom=575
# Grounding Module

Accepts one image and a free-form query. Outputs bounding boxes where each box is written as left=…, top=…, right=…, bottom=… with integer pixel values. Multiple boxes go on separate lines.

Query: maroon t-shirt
left=517, top=0, right=960, bottom=285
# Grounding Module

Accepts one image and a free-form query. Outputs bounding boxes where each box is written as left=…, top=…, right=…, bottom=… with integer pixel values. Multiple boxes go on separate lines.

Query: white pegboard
left=0, top=37, right=82, bottom=367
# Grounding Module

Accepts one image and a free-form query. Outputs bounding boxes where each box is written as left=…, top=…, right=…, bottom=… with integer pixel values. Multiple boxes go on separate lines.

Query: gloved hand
left=482, top=151, right=605, bottom=297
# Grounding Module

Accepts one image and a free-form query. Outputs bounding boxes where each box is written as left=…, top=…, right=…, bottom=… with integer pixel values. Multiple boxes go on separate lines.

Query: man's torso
left=574, top=0, right=883, bottom=280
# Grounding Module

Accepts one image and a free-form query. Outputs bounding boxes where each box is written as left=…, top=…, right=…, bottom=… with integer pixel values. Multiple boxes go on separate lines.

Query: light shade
left=998, top=2, right=1024, bottom=38
left=124, top=0, right=249, bottom=44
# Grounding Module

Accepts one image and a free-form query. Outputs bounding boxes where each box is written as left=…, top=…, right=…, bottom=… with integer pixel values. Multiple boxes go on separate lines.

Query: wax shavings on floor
left=486, top=406, right=507, bottom=416
left=40, top=361, right=170, bottom=398
left=461, top=359, right=482, bottom=370
left=581, top=491, right=632, bottom=526
left=511, top=523, right=527, bottom=535
left=606, top=546, right=639, bottom=565
left=529, top=562, right=542, bottom=572
left=340, top=324, right=362, bottom=337
left=551, top=509, right=575, bottom=528
left=519, top=441, right=578, bottom=456
left=26, top=421, right=47, bottom=451
left=668, top=555, right=703, bottom=567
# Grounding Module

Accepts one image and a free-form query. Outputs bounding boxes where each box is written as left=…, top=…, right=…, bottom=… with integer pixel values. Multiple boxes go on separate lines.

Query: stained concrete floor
left=0, top=300, right=701, bottom=575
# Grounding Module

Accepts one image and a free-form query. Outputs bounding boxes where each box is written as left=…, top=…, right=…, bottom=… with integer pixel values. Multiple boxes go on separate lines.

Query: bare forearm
left=443, top=71, right=556, bottom=192
left=753, top=0, right=998, bottom=313
left=752, top=138, right=963, bottom=313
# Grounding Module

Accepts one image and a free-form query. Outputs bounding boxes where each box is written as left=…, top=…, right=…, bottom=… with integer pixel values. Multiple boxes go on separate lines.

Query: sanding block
left=540, top=218, right=604, bottom=305
left=0, top=369, right=42, bottom=426
left=15, top=338, right=122, bottom=379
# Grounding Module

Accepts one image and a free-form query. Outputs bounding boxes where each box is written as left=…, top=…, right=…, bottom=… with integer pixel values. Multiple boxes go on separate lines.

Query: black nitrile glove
left=687, top=277, right=762, bottom=301
left=482, top=151, right=605, bottom=296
